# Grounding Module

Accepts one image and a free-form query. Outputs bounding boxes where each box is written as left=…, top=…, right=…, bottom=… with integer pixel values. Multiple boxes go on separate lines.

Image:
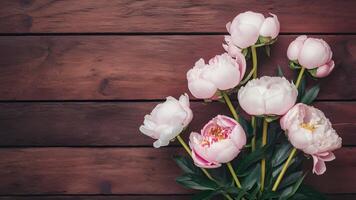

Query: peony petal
left=179, top=93, right=193, bottom=126
left=235, top=51, right=247, bottom=80
left=287, top=35, right=307, bottom=61
left=226, top=22, right=232, bottom=33
left=191, top=149, right=221, bottom=168
left=315, top=60, right=335, bottom=78
left=318, top=152, right=336, bottom=162
left=188, top=79, right=217, bottom=99
left=288, top=128, right=313, bottom=150
left=230, top=125, right=247, bottom=149
left=232, top=11, right=265, bottom=30
left=299, top=38, right=332, bottom=69
left=238, top=85, right=266, bottom=115
left=259, top=13, right=280, bottom=39
left=207, top=139, right=238, bottom=163
left=230, top=24, right=260, bottom=48
left=312, top=155, right=327, bottom=175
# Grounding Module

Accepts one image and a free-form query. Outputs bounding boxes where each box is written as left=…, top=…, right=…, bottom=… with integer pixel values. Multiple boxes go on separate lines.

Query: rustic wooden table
left=0, top=0, right=355, bottom=199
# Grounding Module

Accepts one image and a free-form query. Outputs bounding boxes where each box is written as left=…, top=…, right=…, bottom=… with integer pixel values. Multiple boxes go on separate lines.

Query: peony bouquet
left=139, top=11, right=341, bottom=200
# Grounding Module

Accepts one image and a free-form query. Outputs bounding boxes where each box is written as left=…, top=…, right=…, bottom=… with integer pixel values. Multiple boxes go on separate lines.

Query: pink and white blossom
left=139, top=94, right=193, bottom=148
left=189, top=115, right=246, bottom=168
left=223, top=11, right=280, bottom=52
left=238, top=76, right=298, bottom=116
left=287, top=35, right=335, bottom=78
left=280, top=103, right=342, bottom=175
left=187, top=53, right=246, bottom=99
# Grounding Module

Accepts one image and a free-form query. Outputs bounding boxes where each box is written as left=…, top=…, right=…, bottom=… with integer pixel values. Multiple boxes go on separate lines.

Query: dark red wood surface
left=0, top=35, right=354, bottom=100
left=0, top=148, right=354, bottom=194
left=0, top=0, right=355, bottom=33
left=0, top=1, right=355, bottom=199
left=0, top=102, right=354, bottom=146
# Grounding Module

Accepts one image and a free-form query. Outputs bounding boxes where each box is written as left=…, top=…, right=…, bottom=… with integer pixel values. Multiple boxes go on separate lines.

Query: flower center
left=201, top=125, right=229, bottom=147
left=300, top=122, right=317, bottom=132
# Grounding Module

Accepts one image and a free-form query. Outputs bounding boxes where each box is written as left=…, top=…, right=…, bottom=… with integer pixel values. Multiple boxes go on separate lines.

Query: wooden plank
left=0, top=35, right=354, bottom=100
left=0, top=0, right=355, bottom=33
left=0, top=102, right=354, bottom=146
left=0, top=147, right=354, bottom=195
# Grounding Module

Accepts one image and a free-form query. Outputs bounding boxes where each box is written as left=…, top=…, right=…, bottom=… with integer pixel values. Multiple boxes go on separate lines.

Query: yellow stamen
left=300, top=122, right=316, bottom=132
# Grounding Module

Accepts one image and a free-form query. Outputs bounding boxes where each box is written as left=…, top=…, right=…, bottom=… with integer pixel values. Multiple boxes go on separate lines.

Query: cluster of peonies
left=140, top=11, right=341, bottom=176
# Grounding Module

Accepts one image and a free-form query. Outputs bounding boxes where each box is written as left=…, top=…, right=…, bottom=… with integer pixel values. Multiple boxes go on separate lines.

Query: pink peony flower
left=139, top=94, right=193, bottom=148
left=187, top=53, right=246, bottom=99
left=189, top=115, right=246, bottom=168
left=223, top=11, right=280, bottom=51
left=238, top=76, right=298, bottom=116
left=280, top=103, right=342, bottom=175
left=287, top=35, right=335, bottom=78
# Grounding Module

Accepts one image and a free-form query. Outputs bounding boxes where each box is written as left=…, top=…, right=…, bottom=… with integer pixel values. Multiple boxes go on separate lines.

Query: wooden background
left=0, top=0, right=355, bottom=199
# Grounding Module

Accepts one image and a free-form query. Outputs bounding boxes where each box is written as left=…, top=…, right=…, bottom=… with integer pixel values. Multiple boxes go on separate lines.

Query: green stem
left=272, top=148, right=297, bottom=191
left=295, top=67, right=305, bottom=88
left=251, top=116, right=256, bottom=152
left=251, top=46, right=258, bottom=79
left=221, top=91, right=239, bottom=121
left=227, top=162, right=242, bottom=188
left=176, top=135, right=233, bottom=200
left=239, top=45, right=259, bottom=85
left=176, top=135, right=192, bottom=156
left=272, top=68, right=305, bottom=191
left=260, top=119, right=268, bottom=192
left=239, top=66, right=256, bottom=85
left=248, top=46, right=258, bottom=154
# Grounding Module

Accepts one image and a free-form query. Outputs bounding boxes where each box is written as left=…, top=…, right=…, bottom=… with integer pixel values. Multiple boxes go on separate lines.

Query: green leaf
left=192, top=190, right=217, bottom=200
left=279, top=173, right=307, bottom=200
left=278, top=171, right=303, bottom=190
left=265, top=115, right=280, bottom=123
left=272, top=143, right=292, bottom=167
left=277, top=65, right=284, bottom=77
left=173, top=156, right=201, bottom=175
left=301, top=85, right=320, bottom=105
left=176, top=173, right=219, bottom=190
left=308, top=68, right=318, bottom=77
left=265, top=45, right=271, bottom=57
left=272, top=157, right=296, bottom=178
left=238, top=116, right=253, bottom=138
left=289, top=60, right=301, bottom=69
left=237, top=146, right=270, bottom=174
left=289, top=173, right=307, bottom=197
left=291, top=184, right=327, bottom=200
left=236, top=189, right=248, bottom=200
left=242, top=48, right=249, bottom=57
left=242, top=163, right=260, bottom=190
left=297, top=75, right=307, bottom=102
left=279, top=186, right=293, bottom=200
left=248, top=185, right=261, bottom=199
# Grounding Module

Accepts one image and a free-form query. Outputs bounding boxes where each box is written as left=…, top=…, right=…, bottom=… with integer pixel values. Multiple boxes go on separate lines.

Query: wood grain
left=0, top=0, right=355, bottom=33
left=0, top=35, right=354, bottom=100
left=0, top=102, right=354, bottom=146
left=0, top=147, right=354, bottom=195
